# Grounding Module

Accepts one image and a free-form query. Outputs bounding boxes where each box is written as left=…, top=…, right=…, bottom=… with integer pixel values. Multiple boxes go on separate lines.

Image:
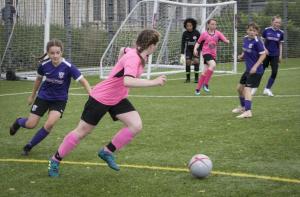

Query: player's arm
left=79, top=77, right=92, bottom=94
left=118, top=47, right=127, bottom=60
left=250, top=53, right=266, bottom=74
left=279, top=42, right=283, bottom=62
left=219, top=32, right=230, bottom=44
left=238, top=52, right=244, bottom=60
left=123, top=75, right=166, bottom=88
left=28, top=76, right=43, bottom=105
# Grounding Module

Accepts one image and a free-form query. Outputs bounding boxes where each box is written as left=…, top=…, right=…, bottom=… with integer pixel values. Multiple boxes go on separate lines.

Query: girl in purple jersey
left=232, top=23, right=266, bottom=118
left=252, top=16, right=284, bottom=96
left=48, top=29, right=166, bottom=177
left=9, top=39, right=91, bottom=155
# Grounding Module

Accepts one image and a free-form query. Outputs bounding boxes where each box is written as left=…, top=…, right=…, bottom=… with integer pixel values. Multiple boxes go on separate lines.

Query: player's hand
left=180, top=54, right=186, bottom=65
left=265, top=49, right=269, bottom=55
left=193, top=49, right=199, bottom=57
left=279, top=56, right=282, bottom=63
left=250, top=67, right=257, bottom=74
left=238, top=54, right=243, bottom=60
left=27, top=95, right=34, bottom=105
left=154, top=75, right=167, bottom=86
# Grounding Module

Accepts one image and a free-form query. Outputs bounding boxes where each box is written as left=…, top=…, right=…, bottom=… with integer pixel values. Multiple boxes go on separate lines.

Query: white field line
left=0, top=67, right=299, bottom=97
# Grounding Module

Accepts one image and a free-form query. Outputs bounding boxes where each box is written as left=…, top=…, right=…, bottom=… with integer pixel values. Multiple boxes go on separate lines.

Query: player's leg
left=9, top=97, right=48, bottom=135
left=203, top=58, right=216, bottom=92
left=193, top=57, right=200, bottom=83
left=48, top=96, right=104, bottom=177
left=195, top=63, right=208, bottom=95
left=22, top=111, right=61, bottom=155
left=237, top=73, right=262, bottom=118
left=232, top=72, right=247, bottom=114
left=99, top=99, right=139, bottom=171
left=185, top=59, right=192, bottom=83
left=264, top=56, right=279, bottom=96
left=185, top=50, right=193, bottom=83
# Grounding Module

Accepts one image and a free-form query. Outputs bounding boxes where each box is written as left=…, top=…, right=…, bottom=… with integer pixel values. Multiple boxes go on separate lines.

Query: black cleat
left=9, top=118, right=21, bottom=136
left=22, top=144, right=32, bottom=156
left=184, top=79, right=190, bottom=83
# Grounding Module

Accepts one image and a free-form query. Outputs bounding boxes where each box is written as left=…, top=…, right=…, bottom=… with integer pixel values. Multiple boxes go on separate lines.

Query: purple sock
left=17, top=118, right=28, bottom=128
left=239, top=96, right=245, bottom=107
left=244, top=100, right=252, bottom=111
left=27, top=127, right=49, bottom=148
left=266, top=77, right=275, bottom=89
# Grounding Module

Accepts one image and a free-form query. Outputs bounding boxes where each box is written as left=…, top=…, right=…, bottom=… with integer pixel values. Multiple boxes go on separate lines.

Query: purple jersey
left=242, top=36, right=266, bottom=74
left=262, top=27, right=284, bottom=56
left=37, top=58, right=82, bottom=101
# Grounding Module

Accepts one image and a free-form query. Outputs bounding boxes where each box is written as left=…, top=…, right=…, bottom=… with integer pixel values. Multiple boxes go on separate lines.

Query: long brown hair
left=37, top=39, right=64, bottom=62
left=136, top=29, right=160, bottom=66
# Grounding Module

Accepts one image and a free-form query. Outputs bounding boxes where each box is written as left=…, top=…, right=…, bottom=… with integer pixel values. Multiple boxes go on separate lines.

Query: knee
left=44, top=123, right=54, bottom=132
left=186, top=60, right=191, bottom=66
left=129, top=122, right=143, bottom=135
left=25, top=120, right=38, bottom=129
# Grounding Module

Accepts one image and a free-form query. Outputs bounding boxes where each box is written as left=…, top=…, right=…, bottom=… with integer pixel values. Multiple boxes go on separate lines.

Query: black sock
left=106, top=142, right=116, bottom=153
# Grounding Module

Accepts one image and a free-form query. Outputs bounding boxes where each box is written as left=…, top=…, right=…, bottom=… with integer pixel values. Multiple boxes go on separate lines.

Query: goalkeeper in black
left=180, top=18, right=200, bottom=83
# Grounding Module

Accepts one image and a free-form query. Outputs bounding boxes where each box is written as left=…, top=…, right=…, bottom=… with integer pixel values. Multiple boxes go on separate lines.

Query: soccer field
left=0, top=58, right=299, bottom=197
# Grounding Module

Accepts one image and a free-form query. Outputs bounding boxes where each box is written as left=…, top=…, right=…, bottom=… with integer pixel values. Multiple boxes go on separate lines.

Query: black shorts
left=203, top=54, right=215, bottom=64
left=185, top=47, right=200, bottom=60
left=263, top=55, right=279, bottom=70
left=30, top=97, right=67, bottom=118
left=239, top=72, right=263, bottom=88
left=81, top=96, right=136, bottom=126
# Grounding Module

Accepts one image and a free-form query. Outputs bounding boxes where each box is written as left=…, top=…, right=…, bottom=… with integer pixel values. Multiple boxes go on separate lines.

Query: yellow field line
left=0, top=158, right=299, bottom=184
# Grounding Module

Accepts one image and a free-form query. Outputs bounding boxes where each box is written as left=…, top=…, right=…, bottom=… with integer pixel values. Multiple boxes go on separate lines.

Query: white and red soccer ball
left=188, top=154, right=213, bottom=178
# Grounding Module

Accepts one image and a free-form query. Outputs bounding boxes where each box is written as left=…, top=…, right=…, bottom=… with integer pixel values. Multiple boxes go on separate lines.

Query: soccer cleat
left=194, top=79, right=198, bottom=83
left=9, top=118, right=21, bottom=136
left=232, top=106, right=245, bottom=114
left=203, top=85, right=210, bottom=93
left=195, top=89, right=201, bottom=96
left=22, top=144, right=32, bottom=156
left=263, top=88, right=274, bottom=97
left=98, top=149, right=120, bottom=171
left=251, top=88, right=257, bottom=96
left=236, top=110, right=252, bottom=118
left=48, top=159, right=60, bottom=177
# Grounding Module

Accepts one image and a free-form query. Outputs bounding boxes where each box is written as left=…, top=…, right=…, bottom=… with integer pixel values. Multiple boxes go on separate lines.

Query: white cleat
left=236, top=110, right=252, bottom=118
left=251, top=88, right=257, bottom=96
left=232, top=106, right=245, bottom=114
left=263, top=88, right=274, bottom=97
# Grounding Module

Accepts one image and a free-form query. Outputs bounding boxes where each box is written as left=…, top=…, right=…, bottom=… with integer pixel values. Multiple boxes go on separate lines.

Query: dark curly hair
left=183, top=18, right=197, bottom=30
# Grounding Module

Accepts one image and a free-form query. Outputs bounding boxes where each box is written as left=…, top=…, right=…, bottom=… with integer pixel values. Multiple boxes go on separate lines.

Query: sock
left=52, top=132, right=80, bottom=162
left=239, top=96, right=245, bottom=107
left=203, top=69, right=214, bottom=86
left=17, top=118, right=28, bottom=128
left=244, top=100, right=252, bottom=111
left=27, top=127, right=49, bottom=148
left=186, top=65, right=190, bottom=80
left=196, top=74, right=206, bottom=90
left=194, top=63, right=199, bottom=81
left=107, top=128, right=134, bottom=152
left=266, top=77, right=275, bottom=89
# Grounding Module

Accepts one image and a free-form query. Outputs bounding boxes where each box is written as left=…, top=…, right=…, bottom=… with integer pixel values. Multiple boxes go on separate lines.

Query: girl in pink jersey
left=48, top=29, right=167, bottom=177
left=193, top=19, right=230, bottom=95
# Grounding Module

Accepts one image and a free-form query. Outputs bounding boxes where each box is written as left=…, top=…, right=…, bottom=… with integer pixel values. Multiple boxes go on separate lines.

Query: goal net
left=100, top=0, right=237, bottom=79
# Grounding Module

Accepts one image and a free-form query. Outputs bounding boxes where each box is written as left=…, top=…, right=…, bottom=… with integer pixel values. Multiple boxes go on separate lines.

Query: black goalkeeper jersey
left=181, top=29, right=200, bottom=54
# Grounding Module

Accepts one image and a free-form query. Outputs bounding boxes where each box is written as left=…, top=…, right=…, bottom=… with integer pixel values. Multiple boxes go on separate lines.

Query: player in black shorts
left=180, top=18, right=200, bottom=83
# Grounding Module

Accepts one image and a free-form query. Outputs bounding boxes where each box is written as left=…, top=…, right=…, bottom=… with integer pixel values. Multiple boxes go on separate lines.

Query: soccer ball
left=188, top=154, right=213, bottom=178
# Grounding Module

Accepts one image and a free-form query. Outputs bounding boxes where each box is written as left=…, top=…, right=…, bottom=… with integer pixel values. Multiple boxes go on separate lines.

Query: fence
left=0, top=0, right=299, bottom=77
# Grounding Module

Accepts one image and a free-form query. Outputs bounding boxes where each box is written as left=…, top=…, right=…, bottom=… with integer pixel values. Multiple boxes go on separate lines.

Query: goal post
left=100, top=0, right=237, bottom=79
